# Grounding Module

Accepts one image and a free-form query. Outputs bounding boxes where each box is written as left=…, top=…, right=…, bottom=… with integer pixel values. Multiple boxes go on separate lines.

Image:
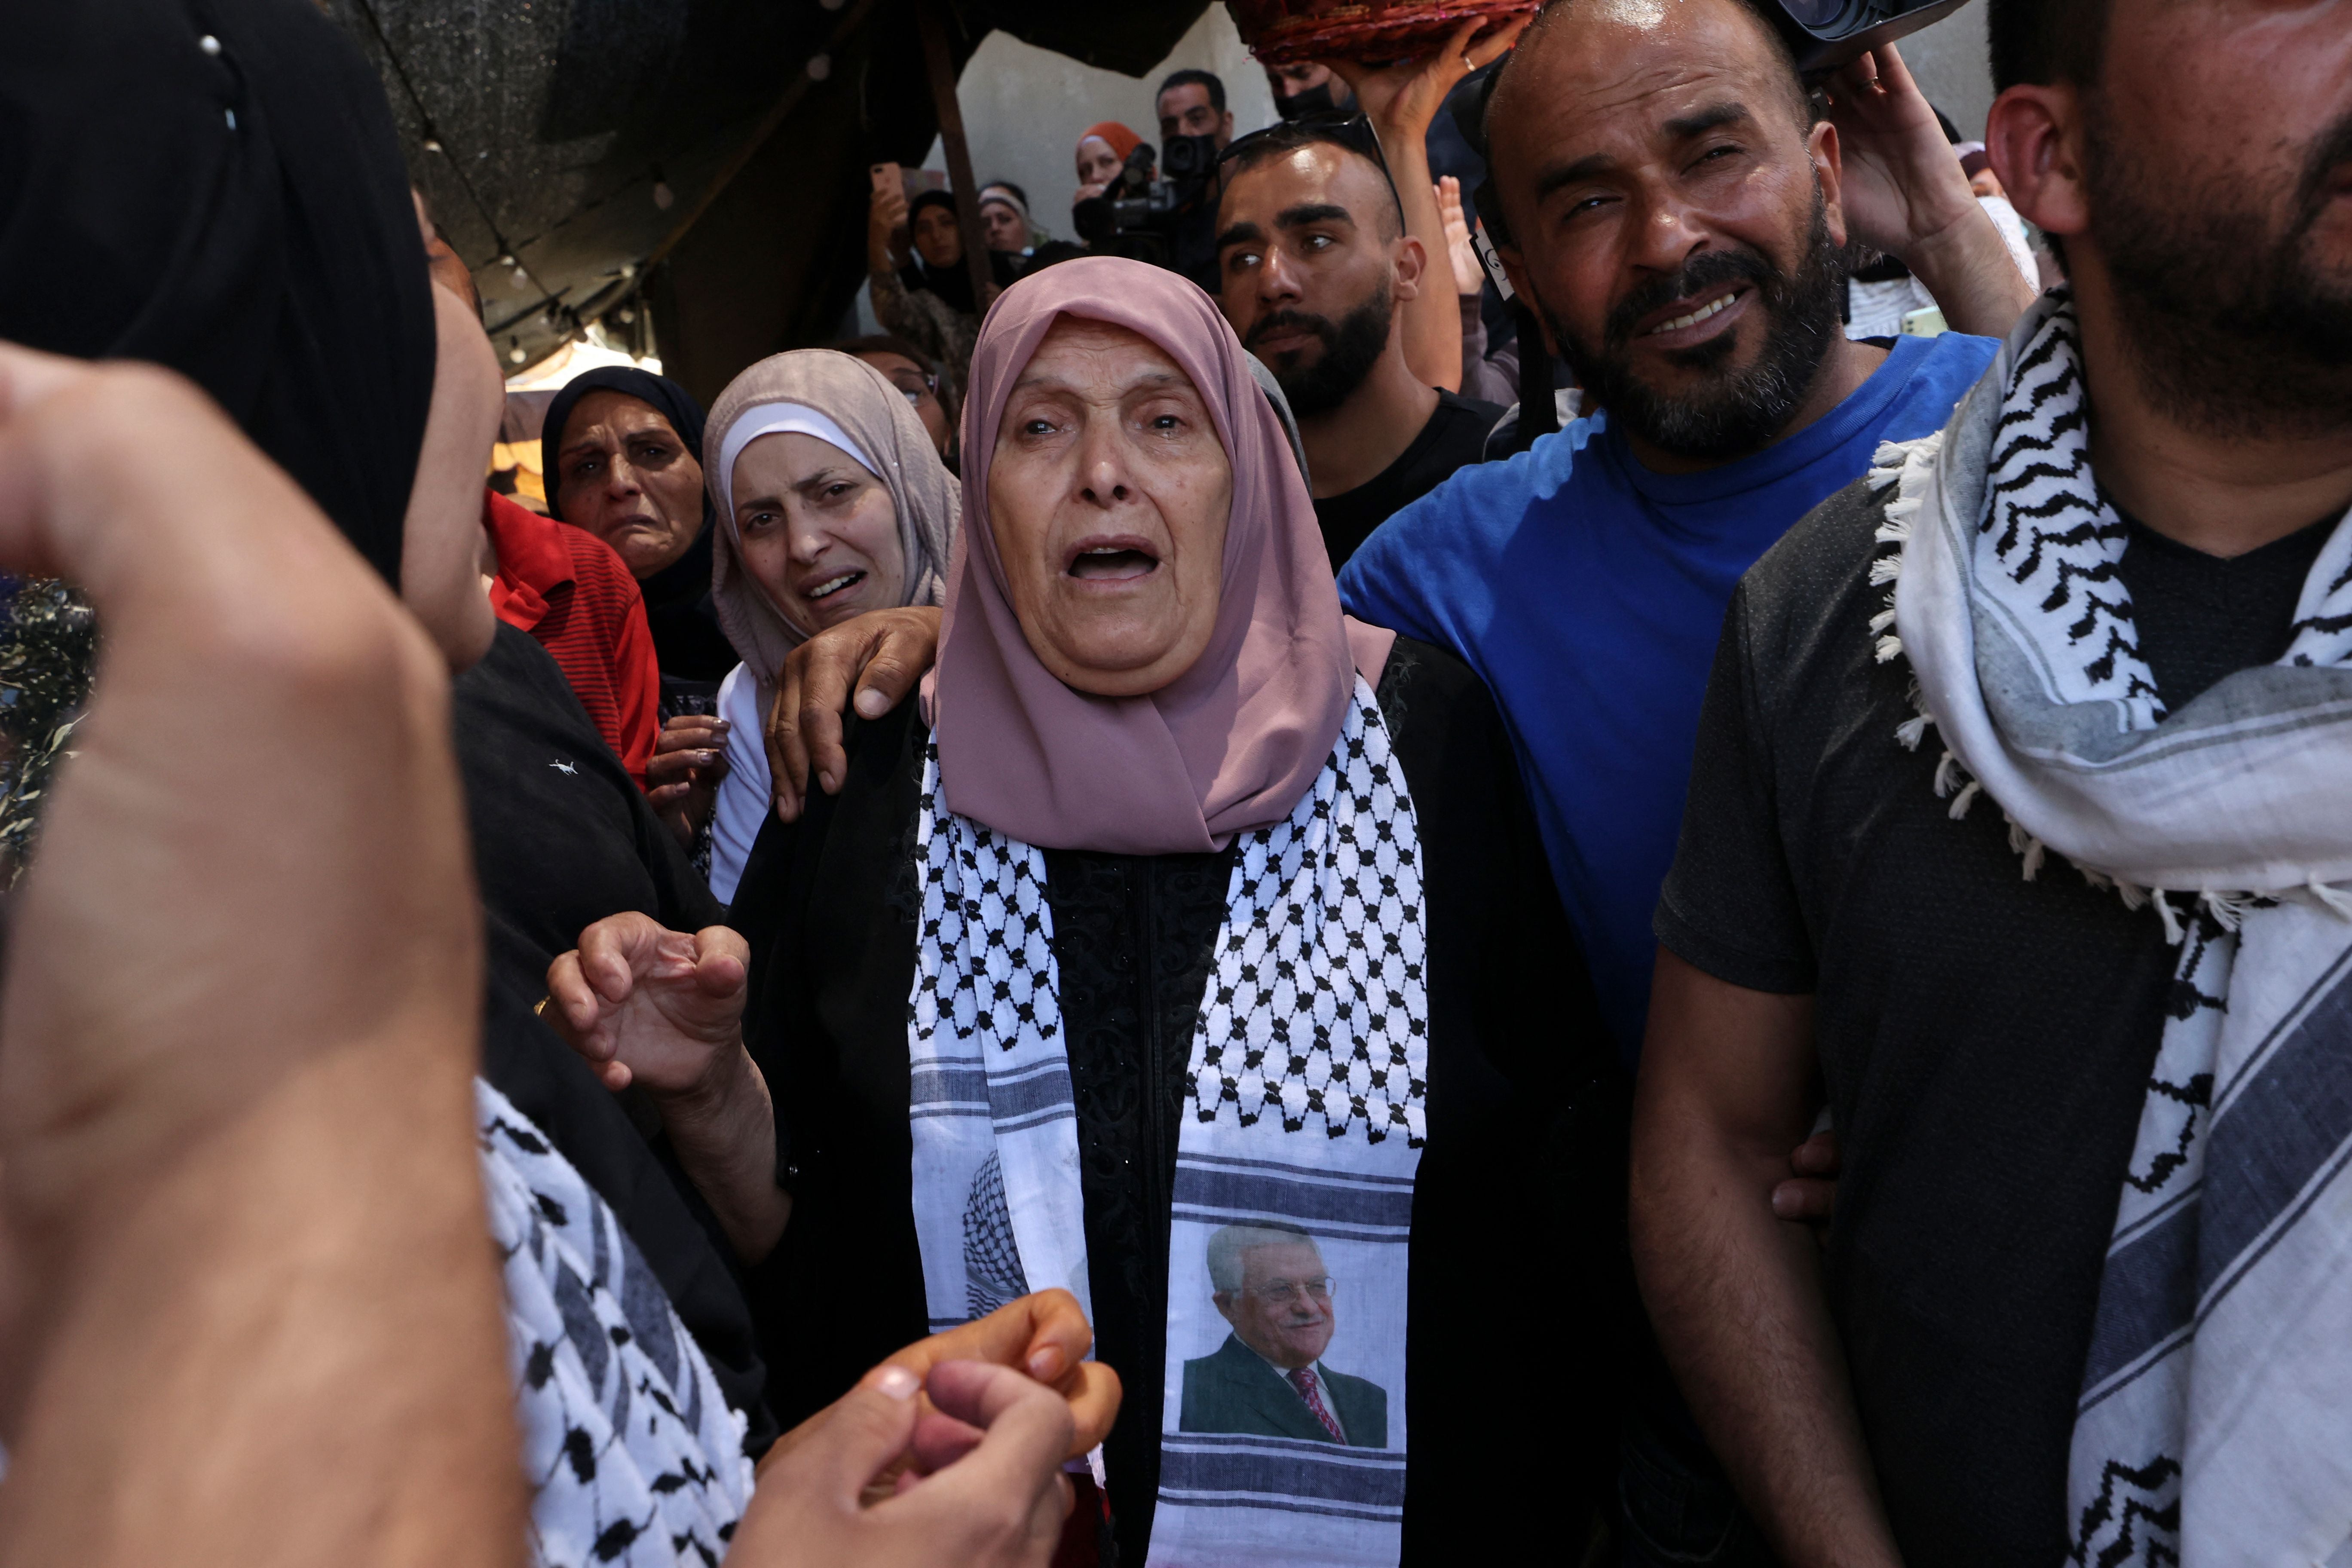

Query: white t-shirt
left=707, top=662, right=771, bottom=905
left=1844, top=196, right=2041, bottom=342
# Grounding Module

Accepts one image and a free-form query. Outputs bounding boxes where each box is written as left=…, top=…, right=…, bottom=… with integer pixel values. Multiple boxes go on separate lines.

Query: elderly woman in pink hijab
left=544, top=258, right=1615, bottom=1565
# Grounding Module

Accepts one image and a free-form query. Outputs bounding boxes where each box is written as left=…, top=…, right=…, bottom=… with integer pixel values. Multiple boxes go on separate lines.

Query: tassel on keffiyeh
left=1874, top=291, right=2352, bottom=1567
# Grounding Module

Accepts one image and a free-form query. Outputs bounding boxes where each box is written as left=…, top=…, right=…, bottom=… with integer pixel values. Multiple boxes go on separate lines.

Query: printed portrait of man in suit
left=1179, top=1222, right=1388, bottom=1447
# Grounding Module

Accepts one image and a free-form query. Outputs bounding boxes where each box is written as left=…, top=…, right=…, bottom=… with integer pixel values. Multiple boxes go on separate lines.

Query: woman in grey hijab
left=698, top=349, right=959, bottom=899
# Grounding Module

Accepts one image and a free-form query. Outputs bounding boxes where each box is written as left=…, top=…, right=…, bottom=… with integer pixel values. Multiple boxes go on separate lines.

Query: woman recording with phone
left=866, top=163, right=1020, bottom=398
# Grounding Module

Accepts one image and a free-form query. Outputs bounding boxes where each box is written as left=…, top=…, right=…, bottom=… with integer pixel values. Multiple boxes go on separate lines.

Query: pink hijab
left=934, top=256, right=1391, bottom=855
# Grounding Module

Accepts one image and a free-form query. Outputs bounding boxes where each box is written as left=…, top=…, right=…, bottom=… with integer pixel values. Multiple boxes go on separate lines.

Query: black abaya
left=0, top=0, right=435, bottom=587
left=729, top=638, right=1628, bottom=1562
left=539, top=367, right=737, bottom=686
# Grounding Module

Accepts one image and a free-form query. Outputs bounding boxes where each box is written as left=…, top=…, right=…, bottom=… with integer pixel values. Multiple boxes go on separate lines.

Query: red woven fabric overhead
left=1226, top=0, right=1541, bottom=65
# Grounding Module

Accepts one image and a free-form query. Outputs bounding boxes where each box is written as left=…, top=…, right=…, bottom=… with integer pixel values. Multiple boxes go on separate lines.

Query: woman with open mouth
left=689, top=349, right=959, bottom=903
left=542, top=257, right=1620, bottom=1566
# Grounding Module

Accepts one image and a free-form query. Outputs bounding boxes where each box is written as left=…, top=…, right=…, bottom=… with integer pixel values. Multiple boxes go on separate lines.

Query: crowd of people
left=1, top=0, right=2348, bottom=1566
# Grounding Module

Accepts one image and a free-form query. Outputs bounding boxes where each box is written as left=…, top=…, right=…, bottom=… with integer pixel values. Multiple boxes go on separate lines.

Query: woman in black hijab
left=864, top=186, right=1021, bottom=397
left=898, top=189, right=1021, bottom=317
left=541, top=367, right=739, bottom=705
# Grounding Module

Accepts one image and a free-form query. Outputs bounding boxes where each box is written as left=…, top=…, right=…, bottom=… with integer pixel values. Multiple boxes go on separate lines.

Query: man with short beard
left=1634, top=0, right=2352, bottom=1563
left=1216, top=118, right=1504, bottom=567
left=1336, top=0, right=2031, bottom=1067
left=1334, top=10, right=2032, bottom=1556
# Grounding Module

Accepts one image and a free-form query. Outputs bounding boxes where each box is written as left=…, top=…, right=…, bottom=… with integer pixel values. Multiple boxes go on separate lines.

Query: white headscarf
left=703, top=349, right=959, bottom=696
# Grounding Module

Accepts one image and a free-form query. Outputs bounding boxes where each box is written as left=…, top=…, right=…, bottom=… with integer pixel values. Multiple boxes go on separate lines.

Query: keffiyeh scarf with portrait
left=906, top=683, right=1428, bottom=1568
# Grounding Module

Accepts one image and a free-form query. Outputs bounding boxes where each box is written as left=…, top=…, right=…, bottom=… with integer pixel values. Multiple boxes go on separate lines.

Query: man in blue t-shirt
left=1337, top=0, right=2028, bottom=1068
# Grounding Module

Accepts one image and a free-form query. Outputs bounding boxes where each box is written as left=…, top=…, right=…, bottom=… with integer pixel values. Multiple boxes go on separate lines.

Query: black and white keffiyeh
left=1869, top=292, right=2352, bottom=1566
left=908, top=681, right=1428, bottom=1568
left=480, top=1080, right=756, bottom=1568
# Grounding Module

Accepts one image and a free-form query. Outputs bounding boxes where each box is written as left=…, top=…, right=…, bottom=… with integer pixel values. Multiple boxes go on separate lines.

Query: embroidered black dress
left=731, top=637, right=1625, bottom=1563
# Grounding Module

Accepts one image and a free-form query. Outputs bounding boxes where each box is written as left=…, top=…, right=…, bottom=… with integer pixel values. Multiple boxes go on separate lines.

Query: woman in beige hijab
left=698, top=349, right=958, bottom=899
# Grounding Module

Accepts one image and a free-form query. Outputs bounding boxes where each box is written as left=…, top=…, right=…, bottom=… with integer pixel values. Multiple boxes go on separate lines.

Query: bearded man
left=1634, top=0, right=2352, bottom=1562
left=1328, top=6, right=2033, bottom=1558
left=1216, top=116, right=1504, bottom=568
left=1334, top=0, right=2032, bottom=1069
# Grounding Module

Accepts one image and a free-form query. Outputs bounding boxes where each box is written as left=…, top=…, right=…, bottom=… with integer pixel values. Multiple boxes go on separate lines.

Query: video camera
left=1070, top=132, right=1222, bottom=266
left=1761, top=0, right=1972, bottom=74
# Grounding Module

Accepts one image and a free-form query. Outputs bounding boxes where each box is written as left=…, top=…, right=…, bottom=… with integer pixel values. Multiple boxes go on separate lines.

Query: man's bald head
left=1215, top=133, right=1426, bottom=417
left=1488, top=0, right=1811, bottom=211
left=1473, top=0, right=1849, bottom=465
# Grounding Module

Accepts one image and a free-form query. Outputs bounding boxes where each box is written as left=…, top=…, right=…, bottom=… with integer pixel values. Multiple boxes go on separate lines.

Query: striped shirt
left=483, top=489, right=660, bottom=787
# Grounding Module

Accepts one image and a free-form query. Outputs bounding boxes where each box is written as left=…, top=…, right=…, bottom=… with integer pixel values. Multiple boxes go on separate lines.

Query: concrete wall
left=923, top=7, right=1277, bottom=245
left=1886, top=3, right=1996, bottom=141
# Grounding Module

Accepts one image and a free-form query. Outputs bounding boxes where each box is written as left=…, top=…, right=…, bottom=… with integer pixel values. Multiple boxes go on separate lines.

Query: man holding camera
left=1151, top=69, right=1237, bottom=293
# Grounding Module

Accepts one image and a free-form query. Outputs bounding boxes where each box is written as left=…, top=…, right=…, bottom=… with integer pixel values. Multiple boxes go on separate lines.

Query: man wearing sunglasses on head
left=1217, top=110, right=1504, bottom=571
left=1215, top=18, right=1532, bottom=570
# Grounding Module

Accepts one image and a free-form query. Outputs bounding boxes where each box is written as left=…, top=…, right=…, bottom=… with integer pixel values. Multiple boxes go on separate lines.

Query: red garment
left=482, top=489, right=661, bottom=787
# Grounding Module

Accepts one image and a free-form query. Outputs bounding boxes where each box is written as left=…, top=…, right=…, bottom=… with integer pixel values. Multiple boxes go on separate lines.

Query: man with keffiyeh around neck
left=1632, top=3, right=2352, bottom=1565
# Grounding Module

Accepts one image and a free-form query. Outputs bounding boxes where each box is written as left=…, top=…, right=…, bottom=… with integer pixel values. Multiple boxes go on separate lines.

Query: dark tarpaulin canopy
left=328, top=0, right=1210, bottom=409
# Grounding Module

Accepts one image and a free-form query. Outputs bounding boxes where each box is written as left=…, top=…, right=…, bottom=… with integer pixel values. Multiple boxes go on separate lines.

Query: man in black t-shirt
left=1212, top=117, right=1503, bottom=568
left=1631, top=3, right=2352, bottom=1566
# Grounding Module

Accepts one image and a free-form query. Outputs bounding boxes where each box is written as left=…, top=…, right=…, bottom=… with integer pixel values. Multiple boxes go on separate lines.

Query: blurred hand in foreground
left=0, top=342, right=515, bottom=1566
left=733, top=1359, right=1078, bottom=1568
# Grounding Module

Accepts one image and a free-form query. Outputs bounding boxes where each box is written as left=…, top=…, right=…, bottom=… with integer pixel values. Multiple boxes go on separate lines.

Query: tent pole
left=915, top=0, right=1000, bottom=316
left=640, top=0, right=882, bottom=274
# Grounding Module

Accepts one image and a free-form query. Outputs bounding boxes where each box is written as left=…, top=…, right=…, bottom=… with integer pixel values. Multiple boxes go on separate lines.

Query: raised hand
left=870, top=168, right=913, bottom=270
left=766, top=604, right=942, bottom=822
left=647, top=710, right=730, bottom=848
left=544, top=911, right=747, bottom=1094
left=1327, top=14, right=1529, bottom=146
left=1436, top=175, right=1483, bottom=298
left=1820, top=42, right=2035, bottom=336
left=1325, top=16, right=1528, bottom=392
left=545, top=913, right=789, bottom=1258
left=1821, top=43, right=1976, bottom=260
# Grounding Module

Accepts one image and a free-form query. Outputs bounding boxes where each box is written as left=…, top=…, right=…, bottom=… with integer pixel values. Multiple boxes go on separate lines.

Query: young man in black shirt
left=1632, top=3, right=2352, bottom=1565
left=1213, top=116, right=1504, bottom=569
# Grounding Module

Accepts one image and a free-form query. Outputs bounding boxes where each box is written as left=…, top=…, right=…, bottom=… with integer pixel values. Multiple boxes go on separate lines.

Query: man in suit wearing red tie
left=1179, top=1222, right=1388, bottom=1447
